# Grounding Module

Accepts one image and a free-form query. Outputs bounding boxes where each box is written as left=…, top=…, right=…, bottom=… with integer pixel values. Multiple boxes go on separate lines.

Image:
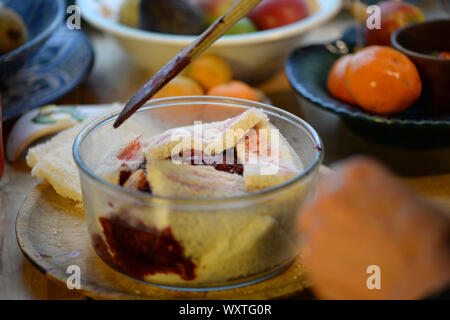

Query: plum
left=139, top=0, right=206, bottom=35
left=0, top=6, right=28, bottom=56
left=366, top=1, right=425, bottom=46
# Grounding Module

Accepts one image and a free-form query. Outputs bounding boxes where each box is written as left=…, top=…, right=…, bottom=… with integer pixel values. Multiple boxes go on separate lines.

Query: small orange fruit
left=327, top=54, right=356, bottom=104
left=208, top=81, right=260, bottom=102
left=345, top=46, right=422, bottom=115
left=185, top=54, right=233, bottom=90
left=152, top=76, right=204, bottom=99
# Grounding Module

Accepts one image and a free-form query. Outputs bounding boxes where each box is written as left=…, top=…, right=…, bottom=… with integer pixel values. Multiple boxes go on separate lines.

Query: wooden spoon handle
left=113, top=0, right=262, bottom=128
left=186, top=0, right=263, bottom=59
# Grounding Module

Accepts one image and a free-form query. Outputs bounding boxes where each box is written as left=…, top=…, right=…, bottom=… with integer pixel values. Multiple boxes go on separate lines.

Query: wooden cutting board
left=15, top=166, right=331, bottom=300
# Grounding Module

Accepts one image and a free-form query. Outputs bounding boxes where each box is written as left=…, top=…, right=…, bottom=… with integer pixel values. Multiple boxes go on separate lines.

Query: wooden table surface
left=1, top=6, right=449, bottom=299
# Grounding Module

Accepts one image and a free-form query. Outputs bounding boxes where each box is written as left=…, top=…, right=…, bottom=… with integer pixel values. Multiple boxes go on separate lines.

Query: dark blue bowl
left=285, top=40, right=450, bottom=148
left=0, top=0, right=65, bottom=84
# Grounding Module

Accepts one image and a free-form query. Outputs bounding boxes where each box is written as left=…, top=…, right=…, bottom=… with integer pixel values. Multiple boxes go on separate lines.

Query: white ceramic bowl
left=77, top=0, right=342, bottom=82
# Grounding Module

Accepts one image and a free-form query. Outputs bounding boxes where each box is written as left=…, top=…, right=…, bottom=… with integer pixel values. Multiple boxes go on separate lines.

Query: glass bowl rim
left=73, top=96, right=324, bottom=204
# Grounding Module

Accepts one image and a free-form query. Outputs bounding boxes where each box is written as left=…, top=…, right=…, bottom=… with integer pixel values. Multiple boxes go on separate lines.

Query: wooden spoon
left=113, top=0, right=262, bottom=128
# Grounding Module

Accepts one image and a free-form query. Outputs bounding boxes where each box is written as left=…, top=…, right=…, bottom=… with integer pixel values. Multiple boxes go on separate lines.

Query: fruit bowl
left=73, top=96, right=323, bottom=290
left=76, top=0, right=341, bottom=82
left=285, top=38, right=450, bottom=148
left=0, top=0, right=65, bottom=84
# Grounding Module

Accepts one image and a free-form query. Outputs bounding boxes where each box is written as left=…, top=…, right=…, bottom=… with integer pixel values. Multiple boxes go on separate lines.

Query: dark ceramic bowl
left=0, top=0, right=65, bottom=84
left=285, top=39, right=450, bottom=148
left=391, top=19, right=450, bottom=117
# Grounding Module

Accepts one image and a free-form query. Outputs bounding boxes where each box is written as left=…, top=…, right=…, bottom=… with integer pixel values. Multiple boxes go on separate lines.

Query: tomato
left=248, top=0, right=309, bottom=30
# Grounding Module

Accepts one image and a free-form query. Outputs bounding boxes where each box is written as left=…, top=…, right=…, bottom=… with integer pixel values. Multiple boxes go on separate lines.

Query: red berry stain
left=119, top=161, right=151, bottom=193
left=169, top=148, right=244, bottom=176
left=136, top=175, right=151, bottom=193
left=93, top=216, right=196, bottom=281
left=119, top=170, right=132, bottom=186
left=130, top=170, right=152, bottom=193
left=117, top=137, right=141, bottom=161
left=214, top=163, right=243, bottom=176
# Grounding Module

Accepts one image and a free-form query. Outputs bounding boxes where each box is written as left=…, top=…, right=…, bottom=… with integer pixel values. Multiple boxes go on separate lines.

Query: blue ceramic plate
left=286, top=38, right=450, bottom=147
left=1, top=25, right=94, bottom=121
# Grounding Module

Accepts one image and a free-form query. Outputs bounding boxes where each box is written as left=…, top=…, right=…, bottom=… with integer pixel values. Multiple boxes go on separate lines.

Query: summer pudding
left=73, top=97, right=323, bottom=289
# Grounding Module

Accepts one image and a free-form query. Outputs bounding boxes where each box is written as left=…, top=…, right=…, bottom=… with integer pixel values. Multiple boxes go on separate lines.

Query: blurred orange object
left=437, top=51, right=450, bottom=59
left=208, top=81, right=259, bottom=101
left=299, top=157, right=450, bottom=300
left=185, top=54, right=233, bottom=90
left=0, top=95, right=4, bottom=179
left=346, top=46, right=422, bottom=114
left=327, top=54, right=356, bottom=104
left=152, top=76, right=204, bottom=99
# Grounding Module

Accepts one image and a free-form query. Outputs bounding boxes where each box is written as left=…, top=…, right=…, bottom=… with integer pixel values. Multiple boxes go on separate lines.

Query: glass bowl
left=73, top=96, right=323, bottom=291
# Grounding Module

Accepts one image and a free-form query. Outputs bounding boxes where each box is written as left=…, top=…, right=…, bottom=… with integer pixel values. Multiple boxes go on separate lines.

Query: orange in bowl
left=327, top=54, right=356, bottom=104
left=345, top=46, right=422, bottom=115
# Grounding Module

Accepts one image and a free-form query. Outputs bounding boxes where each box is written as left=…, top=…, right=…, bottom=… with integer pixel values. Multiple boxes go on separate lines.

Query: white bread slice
left=26, top=121, right=86, bottom=203
left=243, top=163, right=301, bottom=191
left=123, top=169, right=149, bottom=191
left=143, top=108, right=268, bottom=160
left=203, top=107, right=268, bottom=155
left=26, top=105, right=142, bottom=203
left=95, top=135, right=145, bottom=184
left=236, top=122, right=303, bottom=191
left=142, top=124, right=202, bottom=160
left=147, top=160, right=246, bottom=198
left=254, top=121, right=303, bottom=167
